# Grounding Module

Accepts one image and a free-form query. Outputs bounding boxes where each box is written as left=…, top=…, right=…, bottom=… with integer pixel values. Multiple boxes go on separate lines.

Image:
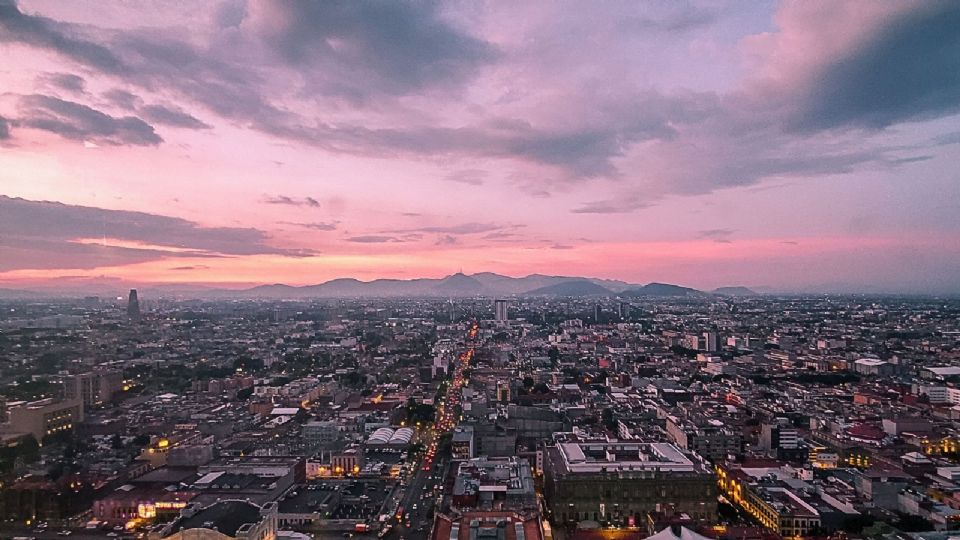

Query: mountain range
left=0, top=273, right=758, bottom=299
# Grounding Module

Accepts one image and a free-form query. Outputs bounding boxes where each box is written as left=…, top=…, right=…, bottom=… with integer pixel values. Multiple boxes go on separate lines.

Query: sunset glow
left=1, top=1, right=958, bottom=293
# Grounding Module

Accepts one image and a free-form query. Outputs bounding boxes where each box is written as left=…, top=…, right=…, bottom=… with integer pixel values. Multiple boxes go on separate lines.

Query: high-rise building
left=496, top=380, right=511, bottom=402
left=494, top=299, right=509, bottom=322
left=63, top=370, right=124, bottom=408
left=618, top=301, right=631, bottom=320
left=127, top=289, right=141, bottom=321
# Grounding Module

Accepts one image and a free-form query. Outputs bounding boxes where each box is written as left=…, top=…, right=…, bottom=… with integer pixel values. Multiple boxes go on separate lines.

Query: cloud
left=697, top=229, right=735, bottom=243
left=263, top=195, right=321, bottom=207
left=435, top=235, right=458, bottom=246
left=102, top=89, right=140, bottom=110
left=445, top=169, right=487, bottom=186
left=38, top=72, right=85, bottom=92
left=482, top=231, right=516, bottom=241
left=248, top=0, right=497, bottom=97
left=346, top=235, right=402, bottom=244
left=0, top=116, right=9, bottom=139
left=16, top=94, right=161, bottom=146
left=279, top=221, right=338, bottom=231
left=790, top=2, right=960, bottom=131
left=2, top=0, right=956, bottom=208
left=0, top=0, right=126, bottom=73
left=406, top=222, right=505, bottom=235
left=572, top=196, right=649, bottom=214
left=0, top=195, right=310, bottom=271
left=170, top=265, right=210, bottom=271
left=140, top=103, right=211, bottom=129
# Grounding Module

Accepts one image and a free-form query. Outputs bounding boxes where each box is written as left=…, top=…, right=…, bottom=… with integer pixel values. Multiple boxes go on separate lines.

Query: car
left=107, top=533, right=118, bottom=538
left=58, top=531, right=73, bottom=536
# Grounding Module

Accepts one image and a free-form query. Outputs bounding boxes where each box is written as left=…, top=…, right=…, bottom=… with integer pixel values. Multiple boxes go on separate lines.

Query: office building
left=494, top=299, right=509, bottom=322
left=127, top=288, right=141, bottom=321
left=1, top=397, right=83, bottom=441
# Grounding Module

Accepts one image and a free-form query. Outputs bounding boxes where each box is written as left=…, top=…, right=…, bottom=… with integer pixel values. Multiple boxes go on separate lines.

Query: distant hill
left=622, top=282, right=702, bottom=297
left=713, top=286, right=759, bottom=297
left=525, top=280, right=611, bottom=296
left=433, top=273, right=484, bottom=294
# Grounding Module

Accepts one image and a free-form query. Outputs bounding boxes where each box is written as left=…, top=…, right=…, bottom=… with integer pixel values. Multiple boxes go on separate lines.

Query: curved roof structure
left=389, top=427, right=414, bottom=445
left=369, top=427, right=395, bottom=444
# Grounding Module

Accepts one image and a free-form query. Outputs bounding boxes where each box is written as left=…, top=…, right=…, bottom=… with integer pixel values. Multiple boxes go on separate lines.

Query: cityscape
left=1, top=289, right=960, bottom=540
left=2, top=2, right=960, bottom=540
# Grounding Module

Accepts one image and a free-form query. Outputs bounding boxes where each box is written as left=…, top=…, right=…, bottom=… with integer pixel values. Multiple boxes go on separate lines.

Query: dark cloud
left=482, top=231, right=515, bottom=241
left=0, top=195, right=309, bottom=271
left=252, top=0, right=497, bottom=96
left=435, top=235, right=458, bottom=246
left=170, top=265, right=210, bottom=271
left=697, top=229, right=735, bottom=243
left=0, top=0, right=126, bottom=74
left=279, top=221, right=338, bottom=231
left=0, top=116, right=10, bottom=139
left=792, top=2, right=960, bottom=130
left=17, top=94, right=162, bottom=146
left=39, top=72, right=85, bottom=92
left=347, top=235, right=402, bottom=244
left=405, top=222, right=504, bottom=235
left=263, top=195, right=321, bottom=207
left=140, top=103, right=211, bottom=129
left=102, top=89, right=140, bottom=110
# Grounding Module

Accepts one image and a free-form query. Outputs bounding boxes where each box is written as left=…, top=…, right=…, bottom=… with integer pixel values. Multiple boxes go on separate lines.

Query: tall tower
left=494, top=299, right=508, bottom=322
left=127, top=289, right=141, bottom=322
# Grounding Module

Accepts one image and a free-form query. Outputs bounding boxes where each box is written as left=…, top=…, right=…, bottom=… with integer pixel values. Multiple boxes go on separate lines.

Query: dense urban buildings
left=1, top=290, right=960, bottom=540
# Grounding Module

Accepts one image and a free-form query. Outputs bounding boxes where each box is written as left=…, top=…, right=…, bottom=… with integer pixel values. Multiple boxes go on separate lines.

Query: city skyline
left=2, top=1, right=960, bottom=293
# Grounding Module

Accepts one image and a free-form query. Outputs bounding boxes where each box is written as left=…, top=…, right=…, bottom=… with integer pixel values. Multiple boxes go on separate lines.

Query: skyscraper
left=494, top=299, right=509, bottom=322
left=127, top=289, right=140, bottom=321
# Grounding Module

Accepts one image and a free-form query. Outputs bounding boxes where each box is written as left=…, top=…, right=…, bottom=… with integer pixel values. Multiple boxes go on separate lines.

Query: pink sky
left=1, top=1, right=959, bottom=293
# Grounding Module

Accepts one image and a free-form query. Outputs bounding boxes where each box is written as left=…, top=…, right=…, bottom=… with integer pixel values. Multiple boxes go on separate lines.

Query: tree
left=37, top=351, right=61, bottom=373
left=522, top=377, right=535, bottom=389
left=547, top=347, right=560, bottom=365
left=601, top=408, right=617, bottom=431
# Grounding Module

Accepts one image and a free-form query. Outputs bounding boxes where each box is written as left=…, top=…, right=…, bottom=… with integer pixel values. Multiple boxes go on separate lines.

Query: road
left=385, top=323, right=477, bottom=540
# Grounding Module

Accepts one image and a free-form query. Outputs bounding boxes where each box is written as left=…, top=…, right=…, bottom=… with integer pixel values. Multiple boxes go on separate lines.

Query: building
left=303, top=420, right=339, bottom=446
left=451, top=457, right=537, bottom=512
left=495, top=299, right=509, bottom=322
left=63, top=370, right=124, bottom=409
left=452, top=425, right=476, bottom=460
left=496, top=381, right=511, bottom=403
left=852, top=358, right=895, bottom=377
left=1, top=397, right=83, bottom=441
left=542, top=435, right=717, bottom=526
left=151, top=500, right=277, bottom=540
left=759, top=419, right=799, bottom=459
left=432, top=512, right=543, bottom=540
left=127, top=289, right=141, bottom=321
left=716, top=465, right=821, bottom=537
left=618, top=301, right=631, bottom=320
left=665, top=416, right=744, bottom=462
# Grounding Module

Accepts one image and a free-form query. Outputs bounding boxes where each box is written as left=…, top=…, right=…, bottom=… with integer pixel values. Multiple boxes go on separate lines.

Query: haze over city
left=2, top=0, right=959, bottom=293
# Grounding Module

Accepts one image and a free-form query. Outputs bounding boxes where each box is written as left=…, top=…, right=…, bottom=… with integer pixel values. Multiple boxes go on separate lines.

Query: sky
left=1, top=0, right=959, bottom=293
